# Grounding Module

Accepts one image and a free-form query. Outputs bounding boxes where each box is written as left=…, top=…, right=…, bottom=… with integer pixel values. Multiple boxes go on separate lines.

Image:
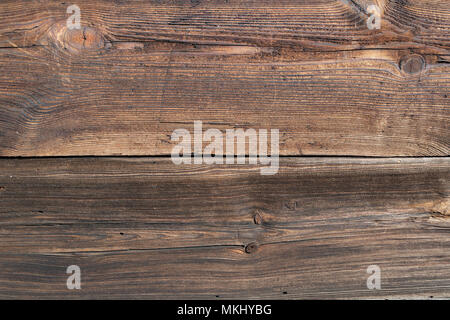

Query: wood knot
left=400, top=54, right=425, bottom=75
left=47, top=22, right=104, bottom=53
left=66, top=27, right=104, bottom=51
left=244, top=242, right=258, bottom=254
left=253, top=210, right=263, bottom=225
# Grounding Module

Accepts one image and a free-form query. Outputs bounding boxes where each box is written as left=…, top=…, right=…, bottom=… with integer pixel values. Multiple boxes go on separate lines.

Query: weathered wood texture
left=0, top=0, right=449, bottom=301
left=0, top=0, right=449, bottom=156
left=0, top=157, right=448, bottom=299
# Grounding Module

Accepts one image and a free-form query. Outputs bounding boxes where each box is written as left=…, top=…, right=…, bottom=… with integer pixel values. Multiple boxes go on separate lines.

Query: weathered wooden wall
left=0, top=0, right=448, bottom=299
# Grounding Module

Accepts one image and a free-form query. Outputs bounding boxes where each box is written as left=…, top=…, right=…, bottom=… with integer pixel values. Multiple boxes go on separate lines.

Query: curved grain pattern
left=1, top=0, right=449, bottom=51
left=0, top=0, right=449, bottom=156
left=0, top=46, right=448, bottom=156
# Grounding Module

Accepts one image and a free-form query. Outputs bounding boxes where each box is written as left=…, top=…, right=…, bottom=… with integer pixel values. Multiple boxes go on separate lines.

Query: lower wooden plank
left=0, top=157, right=448, bottom=299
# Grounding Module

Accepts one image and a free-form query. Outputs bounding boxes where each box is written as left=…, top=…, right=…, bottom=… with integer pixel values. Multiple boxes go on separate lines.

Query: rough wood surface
left=0, top=0, right=449, bottom=300
left=0, top=157, right=448, bottom=299
left=0, top=0, right=448, bottom=156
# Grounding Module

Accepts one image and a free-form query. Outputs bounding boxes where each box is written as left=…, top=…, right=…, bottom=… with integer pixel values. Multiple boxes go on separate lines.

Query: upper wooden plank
left=1, top=0, right=450, bottom=51
left=0, top=0, right=448, bottom=156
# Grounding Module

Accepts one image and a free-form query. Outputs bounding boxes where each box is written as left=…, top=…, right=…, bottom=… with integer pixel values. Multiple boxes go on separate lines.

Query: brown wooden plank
left=0, top=0, right=448, bottom=156
left=0, top=157, right=448, bottom=299
left=1, top=0, right=450, bottom=51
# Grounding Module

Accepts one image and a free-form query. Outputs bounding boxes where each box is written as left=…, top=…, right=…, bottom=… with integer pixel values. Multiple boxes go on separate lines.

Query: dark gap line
left=0, top=155, right=448, bottom=160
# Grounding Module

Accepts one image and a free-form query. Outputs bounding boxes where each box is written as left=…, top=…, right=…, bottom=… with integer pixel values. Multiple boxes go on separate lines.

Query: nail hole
left=120, top=232, right=124, bottom=235
left=283, top=291, right=287, bottom=295
left=244, top=242, right=258, bottom=254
